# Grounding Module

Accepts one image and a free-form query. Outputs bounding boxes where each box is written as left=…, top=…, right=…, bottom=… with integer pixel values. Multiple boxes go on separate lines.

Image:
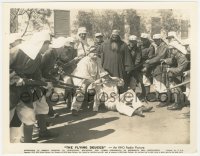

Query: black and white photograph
left=2, top=1, right=199, bottom=155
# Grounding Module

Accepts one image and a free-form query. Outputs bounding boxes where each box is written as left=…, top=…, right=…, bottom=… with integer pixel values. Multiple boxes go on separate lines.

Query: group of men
left=9, top=26, right=190, bottom=143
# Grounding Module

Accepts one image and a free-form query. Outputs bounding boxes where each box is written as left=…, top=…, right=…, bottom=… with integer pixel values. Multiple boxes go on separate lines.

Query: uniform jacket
left=10, top=48, right=44, bottom=109
left=165, top=50, right=189, bottom=77
left=141, top=43, right=155, bottom=61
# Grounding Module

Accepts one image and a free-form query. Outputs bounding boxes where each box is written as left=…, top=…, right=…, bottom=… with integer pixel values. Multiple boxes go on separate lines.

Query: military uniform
left=165, top=47, right=189, bottom=110
left=145, top=42, right=169, bottom=93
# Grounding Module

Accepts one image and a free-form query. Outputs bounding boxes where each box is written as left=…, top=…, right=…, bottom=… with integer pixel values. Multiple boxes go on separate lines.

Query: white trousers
left=143, top=75, right=151, bottom=87
left=10, top=96, right=49, bottom=126
left=93, top=89, right=143, bottom=117
left=153, top=77, right=167, bottom=93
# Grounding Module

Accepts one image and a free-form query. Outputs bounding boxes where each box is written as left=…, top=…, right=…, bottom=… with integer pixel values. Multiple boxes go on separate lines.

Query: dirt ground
left=10, top=86, right=190, bottom=144
left=32, top=101, right=190, bottom=144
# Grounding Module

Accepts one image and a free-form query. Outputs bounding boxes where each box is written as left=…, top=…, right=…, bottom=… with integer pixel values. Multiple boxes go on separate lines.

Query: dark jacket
left=41, top=48, right=58, bottom=80
left=10, top=48, right=44, bottom=109
left=141, top=43, right=155, bottom=62
left=144, top=42, right=169, bottom=84
left=165, top=50, right=189, bottom=77
left=58, top=48, right=77, bottom=75
left=146, top=42, right=168, bottom=67
left=128, top=45, right=142, bottom=67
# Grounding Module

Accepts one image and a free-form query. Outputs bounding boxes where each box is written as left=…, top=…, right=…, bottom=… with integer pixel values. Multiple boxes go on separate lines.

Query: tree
left=10, top=8, right=26, bottom=33
left=73, top=9, right=148, bottom=40
left=72, top=10, right=125, bottom=39
left=159, top=9, right=181, bottom=33
left=10, top=8, right=52, bottom=36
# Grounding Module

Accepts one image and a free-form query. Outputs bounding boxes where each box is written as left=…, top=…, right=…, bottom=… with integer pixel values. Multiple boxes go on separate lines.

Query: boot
left=167, top=92, right=183, bottom=110
left=167, top=103, right=183, bottom=110
left=71, top=109, right=78, bottom=116
left=132, top=107, right=145, bottom=117
left=156, top=91, right=171, bottom=107
left=156, top=102, right=169, bottom=108
left=141, top=106, right=153, bottom=112
left=23, top=124, right=33, bottom=143
left=144, top=85, right=152, bottom=102
left=65, top=90, right=72, bottom=109
left=48, top=108, right=59, bottom=118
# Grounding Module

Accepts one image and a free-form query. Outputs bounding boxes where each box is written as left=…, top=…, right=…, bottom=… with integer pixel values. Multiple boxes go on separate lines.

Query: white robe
left=91, top=77, right=143, bottom=116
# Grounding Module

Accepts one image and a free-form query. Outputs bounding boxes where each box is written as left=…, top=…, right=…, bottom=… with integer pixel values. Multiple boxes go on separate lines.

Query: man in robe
left=99, top=30, right=133, bottom=93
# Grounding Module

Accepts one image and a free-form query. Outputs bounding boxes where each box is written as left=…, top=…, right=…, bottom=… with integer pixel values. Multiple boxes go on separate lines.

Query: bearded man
left=99, top=30, right=133, bottom=93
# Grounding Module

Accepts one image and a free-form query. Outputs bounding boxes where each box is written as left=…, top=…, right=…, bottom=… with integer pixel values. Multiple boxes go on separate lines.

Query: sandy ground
left=10, top=87, right=190, bottom=144
left=32, top=101, right=190, bottom=144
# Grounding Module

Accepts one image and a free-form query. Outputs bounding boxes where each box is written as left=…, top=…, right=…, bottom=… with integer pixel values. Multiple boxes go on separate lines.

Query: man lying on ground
left=88, top=74, right=153, bottom=117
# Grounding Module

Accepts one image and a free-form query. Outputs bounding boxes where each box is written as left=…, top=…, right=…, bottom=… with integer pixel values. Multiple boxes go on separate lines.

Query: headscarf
left=169, top=41, right=187, bottom=55
left=77, top=27, right=87, bottom=36
left=18, top=31, right=50, bottom=60
left=166, top=31, right=183, bottom=45
left=50, top=37, right=67, bottom=48
left=65, top=37, right=75, bottom=47
left=110, top=29, right=121, bottom=39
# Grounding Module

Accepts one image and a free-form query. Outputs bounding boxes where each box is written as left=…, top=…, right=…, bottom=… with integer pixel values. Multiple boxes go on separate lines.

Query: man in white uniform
left=88, top=74, right=153, bottom=117
left=70, top=46, right=108, bottom=115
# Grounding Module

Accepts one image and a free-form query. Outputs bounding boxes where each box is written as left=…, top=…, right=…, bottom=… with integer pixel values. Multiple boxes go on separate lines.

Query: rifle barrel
left=168, top=81, right=190, bottom=90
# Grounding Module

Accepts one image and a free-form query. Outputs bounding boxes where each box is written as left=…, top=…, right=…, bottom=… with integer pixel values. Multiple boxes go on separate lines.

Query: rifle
left=23, top=78, right=47, bottom=86
left=60, top=56, right=83, bottom=68
left=164, top=80, right=190, bottom=91
left=130, top=62, right=145, bottom=71
left=45, top=79, right=79, bottom=90
left=66, top=74, right=90, bottom=81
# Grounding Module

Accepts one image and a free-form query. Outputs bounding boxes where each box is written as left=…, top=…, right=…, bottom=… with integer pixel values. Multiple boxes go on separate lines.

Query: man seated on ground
left=88, top=73, right=153, bottom=117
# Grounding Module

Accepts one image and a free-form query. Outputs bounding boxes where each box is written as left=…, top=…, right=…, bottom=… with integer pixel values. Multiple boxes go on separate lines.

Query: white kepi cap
left=95, top=33, right=103, bottom=37
left=141, top=33, right=150, bottom=39
left=129, top=35, right=137, bottom=41
left=153, top=34, right=162, bottom=40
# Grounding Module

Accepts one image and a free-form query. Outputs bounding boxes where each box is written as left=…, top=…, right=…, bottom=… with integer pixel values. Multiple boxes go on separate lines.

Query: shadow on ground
left=33, top=116, right=118, bottom=143
left=46, top=105, right=109, bottom=126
